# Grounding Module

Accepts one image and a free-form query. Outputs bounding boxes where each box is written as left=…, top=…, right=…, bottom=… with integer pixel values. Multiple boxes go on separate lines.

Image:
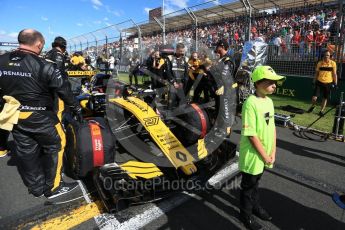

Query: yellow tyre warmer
left=109, top=97, right=197, bottom=175
left=65, top=117, right=115, bottom=178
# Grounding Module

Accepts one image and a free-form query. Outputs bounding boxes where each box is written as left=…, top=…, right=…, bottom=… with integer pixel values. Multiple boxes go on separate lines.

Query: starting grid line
left=77, top=158, right=240, bottom=230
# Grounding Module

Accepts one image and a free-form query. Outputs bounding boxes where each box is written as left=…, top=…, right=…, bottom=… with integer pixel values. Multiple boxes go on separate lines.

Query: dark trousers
left=12, top=111, right=65, bottom=196
left=193, top=78, right=216, bottom=103
left=216, top=89, right=236, bottom=133
left=129, top=71, right=138, bottom=86
left=168, top=84, right=186, bottom=110
left=184, top=77, right=195, bottom=96
left=240, top=171, right=264, bottom=217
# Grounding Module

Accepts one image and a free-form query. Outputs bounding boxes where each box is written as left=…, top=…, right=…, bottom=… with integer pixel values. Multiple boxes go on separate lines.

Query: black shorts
left=313, top=81, right=332, bottom=99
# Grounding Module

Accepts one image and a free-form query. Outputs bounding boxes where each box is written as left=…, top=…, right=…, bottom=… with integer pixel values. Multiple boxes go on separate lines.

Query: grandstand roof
left=127, top=0, right=335, bottom=35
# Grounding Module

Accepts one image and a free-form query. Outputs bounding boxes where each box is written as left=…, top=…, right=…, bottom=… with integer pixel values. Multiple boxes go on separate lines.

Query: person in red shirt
left=306, top=30, right=314, bottom=55
left=234, top=31, right=239, bottom=44
left=315, top=30, right=327, bottom=59
left=291, top=30, right=301, bottom=54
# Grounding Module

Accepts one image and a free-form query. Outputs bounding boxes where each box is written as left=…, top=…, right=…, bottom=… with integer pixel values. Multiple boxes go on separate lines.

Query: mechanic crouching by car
left=165, top=43, right=189, bottom=111
left=212, top=39, right=237, bottom=138
left=0, top=29, right=81, bottom=198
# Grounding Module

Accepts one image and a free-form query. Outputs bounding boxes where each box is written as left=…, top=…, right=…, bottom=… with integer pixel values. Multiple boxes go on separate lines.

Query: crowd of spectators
left=84, top=2, right=341, bottom=66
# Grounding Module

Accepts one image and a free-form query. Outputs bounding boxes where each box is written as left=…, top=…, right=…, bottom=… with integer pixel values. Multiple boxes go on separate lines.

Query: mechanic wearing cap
left=0, top=29, right=81, bottom=198
left=213, top=39, right=237, bottom=137
left=45, top=36, right=70, bottom=122
left=239, top=66, right=285, bottom=229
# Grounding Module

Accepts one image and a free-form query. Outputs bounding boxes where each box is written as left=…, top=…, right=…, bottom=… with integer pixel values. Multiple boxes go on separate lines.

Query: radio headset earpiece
left=52, top=36, right=67, bottom=49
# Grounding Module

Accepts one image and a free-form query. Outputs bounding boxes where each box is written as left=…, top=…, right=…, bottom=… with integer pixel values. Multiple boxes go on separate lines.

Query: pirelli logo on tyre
left=143, top=116, right=159, bottom=127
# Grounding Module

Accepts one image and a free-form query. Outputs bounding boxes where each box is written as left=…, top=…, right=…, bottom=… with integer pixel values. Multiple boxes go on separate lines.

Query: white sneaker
left=45, top=182, right=79, bottom=199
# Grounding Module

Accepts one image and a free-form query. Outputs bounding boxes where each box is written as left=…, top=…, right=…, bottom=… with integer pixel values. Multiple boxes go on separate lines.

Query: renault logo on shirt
left=0, top=70, right=32, bottom=77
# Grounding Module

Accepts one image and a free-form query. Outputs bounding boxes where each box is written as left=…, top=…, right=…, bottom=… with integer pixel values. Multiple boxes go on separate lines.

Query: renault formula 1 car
left=65, top=74, right=237, bottom=212
left=94, top=82, right=236, bottom=212
left=67, top=71, right=110, bottom=117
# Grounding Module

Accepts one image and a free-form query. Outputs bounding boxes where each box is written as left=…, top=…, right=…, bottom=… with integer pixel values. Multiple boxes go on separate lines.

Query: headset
left=52, top=36, right=67, bottom=49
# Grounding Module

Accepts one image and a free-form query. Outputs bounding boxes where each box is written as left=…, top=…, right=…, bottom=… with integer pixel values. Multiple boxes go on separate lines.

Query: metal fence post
left=90, top=32, right=98, bottom=57
left=130, top=19, right=142, bottom=62
left=162, top=0, right=166, bottom=45
left=186, top=8, right=198, bottom=52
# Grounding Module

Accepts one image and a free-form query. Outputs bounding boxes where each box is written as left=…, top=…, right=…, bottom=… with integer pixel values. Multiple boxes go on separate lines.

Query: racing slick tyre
left=65, top=117, right=116, bottom=179
left=172, top=103, right=210, bottom=146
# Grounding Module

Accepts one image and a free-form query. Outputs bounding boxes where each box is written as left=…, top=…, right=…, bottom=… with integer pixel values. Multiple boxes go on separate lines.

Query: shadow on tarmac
left=154, top=190, right=243, bottom=230
left=155, top=175, right=344, bottom=230
left=276, top=138, right=345, bottom=168
left=233, top=129, right=345, bottom=167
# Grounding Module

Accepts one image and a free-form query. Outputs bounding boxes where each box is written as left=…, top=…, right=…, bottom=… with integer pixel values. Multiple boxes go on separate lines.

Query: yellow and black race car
left=65, top=79, right=237, bottom=213
left=67, top=70, right=110, bottom=117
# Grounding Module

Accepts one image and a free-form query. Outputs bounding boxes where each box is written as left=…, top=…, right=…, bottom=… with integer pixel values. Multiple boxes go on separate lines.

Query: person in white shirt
left=108, top=55, right=115, bottom=71
left=273, top=35, right=282, bottom=56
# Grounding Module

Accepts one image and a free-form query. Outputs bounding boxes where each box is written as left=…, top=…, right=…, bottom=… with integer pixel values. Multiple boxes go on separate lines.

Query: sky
left=0, top=0, right=220, bottom=50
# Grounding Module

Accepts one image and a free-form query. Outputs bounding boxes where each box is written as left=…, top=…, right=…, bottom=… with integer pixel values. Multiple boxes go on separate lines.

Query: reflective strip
left=52, top=123, right=66, bottom=190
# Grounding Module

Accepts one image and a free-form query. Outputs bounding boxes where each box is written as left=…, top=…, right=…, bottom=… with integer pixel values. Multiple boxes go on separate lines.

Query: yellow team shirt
left=78, top=56, right=85, bottom=65
left=71, top=56, right=80, bottom=65
left=188, top=59, right=202, bottom=80
left=316, top=60, right=336, bottom=84
left=158, top=58, right=165, bottom=66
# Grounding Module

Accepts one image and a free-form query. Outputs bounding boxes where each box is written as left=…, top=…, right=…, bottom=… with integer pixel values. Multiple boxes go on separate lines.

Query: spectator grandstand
left=68, top=0, right=344, bottom=78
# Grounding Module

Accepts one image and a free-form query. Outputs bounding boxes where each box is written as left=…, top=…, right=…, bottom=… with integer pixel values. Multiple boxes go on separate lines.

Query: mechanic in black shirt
left=212, top=39, right=237, bottom=137
left=166, top=43, right=189, bottom=110
left=45, top=36, right=71, bottom=122
left=45, top=36, right=68, bottom=74
left=0, top=29, right=80, bottom=198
